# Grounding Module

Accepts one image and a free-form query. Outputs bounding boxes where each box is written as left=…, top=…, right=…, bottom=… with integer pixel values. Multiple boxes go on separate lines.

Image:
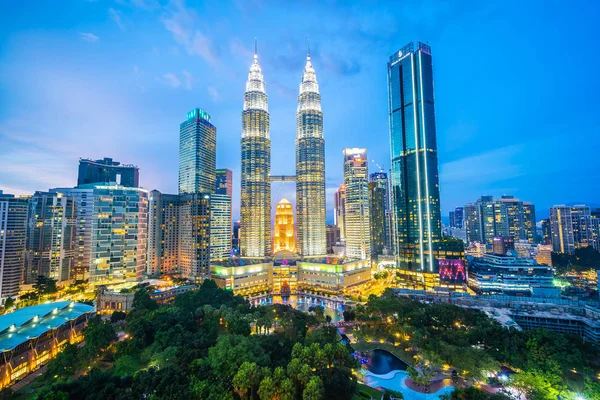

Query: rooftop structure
left=0, top=301, right=94, bottom=388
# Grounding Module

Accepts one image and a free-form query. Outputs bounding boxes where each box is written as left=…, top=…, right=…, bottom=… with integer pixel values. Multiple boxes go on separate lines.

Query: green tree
left=258, top=376, right=277, bottom=400
left=3, top=297, right=14, bottom=310
left=233, top=361, right=260, bottom=400
left=33, top=275, right=58, bottom=295
left=132, top=288, right=158, bottom=312
left=303, top=376, right=324, bottom=400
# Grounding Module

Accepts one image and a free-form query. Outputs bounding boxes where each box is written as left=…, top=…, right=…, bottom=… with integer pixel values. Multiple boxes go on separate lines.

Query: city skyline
left=1, top=1, right=599, bottom=222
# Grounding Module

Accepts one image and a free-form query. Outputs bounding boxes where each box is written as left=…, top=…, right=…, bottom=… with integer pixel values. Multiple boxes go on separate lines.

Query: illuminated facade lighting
left=273, top=198, right=296, bottom=253
left=387, top=42, right=442, bottom=272
left=241, top=43, right=271, bottom=257
left=296, top=46, right=326, bottom=256
left=343, top=148, right=370, bottom=260
left=178, top=108, right=216, bottom=195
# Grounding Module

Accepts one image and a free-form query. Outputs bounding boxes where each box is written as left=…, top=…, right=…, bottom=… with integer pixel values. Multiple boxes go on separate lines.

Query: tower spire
left=254, top=37, right=257, bottom=59
left=307, top=39, right=310, bottom=60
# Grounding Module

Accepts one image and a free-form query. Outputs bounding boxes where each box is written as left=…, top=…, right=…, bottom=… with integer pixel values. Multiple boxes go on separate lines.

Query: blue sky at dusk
left=1, top=0, right=598, bottom=222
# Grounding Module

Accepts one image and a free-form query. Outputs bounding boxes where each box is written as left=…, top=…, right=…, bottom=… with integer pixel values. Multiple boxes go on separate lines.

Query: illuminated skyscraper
left=273, top=198, right=296, bottom=253
left=296, top=45, right=326, bottom=256
left=387, top=42, right=442, bottom=272
left=549, top=205, right=575, bottom=254
left=334, top=184, right=346, bottom=242
left=240, top=44, right=271, bottom=257
left=369, top=172, right=389, bottom=257
left=343, top=148, right=370, bottom=260
left=25, top=192, right=76, bottom=283
left=211, top=194, right=232, bottom=260
left=179, top=108, right=216, bottom=194
left=0, top=192, right=28, bottom=302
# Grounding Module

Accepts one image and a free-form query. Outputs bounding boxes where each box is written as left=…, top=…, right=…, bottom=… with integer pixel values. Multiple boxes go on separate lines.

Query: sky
left=1, top=0, right=599, bottom=223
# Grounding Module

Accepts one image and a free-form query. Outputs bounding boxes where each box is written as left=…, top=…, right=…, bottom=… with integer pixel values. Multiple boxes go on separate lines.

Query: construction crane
left=371, top=160, right=384, bottom=173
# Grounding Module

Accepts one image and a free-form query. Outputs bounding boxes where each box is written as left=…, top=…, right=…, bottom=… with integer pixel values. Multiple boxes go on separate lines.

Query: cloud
left=162, top=72, right=181, bottom=88
left=109, top=8, right=125, bottom=30
left=162, top=1, right=220, bottom=65
left=440, top=145, right=525, bottom=185
left=182, top=70, right=193, bottom=90
left=207, top=86, right=220, bottom=102
left=79, top=32, right=99, bottom=43
left=118, top=0, right=161, bottom=10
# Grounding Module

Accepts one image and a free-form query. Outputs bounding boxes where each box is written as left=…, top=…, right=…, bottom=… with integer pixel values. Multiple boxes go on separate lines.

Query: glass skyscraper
left=369, top=172, right=389, bottom=257
left=0, top=192, right=28, bottom=302
left=179, top=108, right=216, bottom=194
left=240, top=49, right=271, bottom=257
left=343, top=148, right=370, bottom=260
left=296, top=49, right=326, bottom=256
left=387, top=42, right=442, bottom=273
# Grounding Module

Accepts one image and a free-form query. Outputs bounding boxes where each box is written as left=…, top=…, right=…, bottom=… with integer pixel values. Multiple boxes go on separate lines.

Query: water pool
left=363, top=370, right=455, bottom=400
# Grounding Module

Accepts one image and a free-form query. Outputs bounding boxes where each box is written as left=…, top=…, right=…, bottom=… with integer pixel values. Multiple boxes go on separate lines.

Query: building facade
left=0, top=193, right=28, bottom=302
left=465, top=196, right=536, bottom=247
left=296, top=50, right=327, bottom=257
left=215, top=169, right=233, bottom=197
left=89, top=185, right=148, bottom=285
left=549, top=205, right=575, bottom=254
left=179, top=108, right=216, bottom=195
left=77, top=157, right=139, bottom=188
left=210, top=194, right=232, bottom=261
left=369, top=172, right=389, bottom=257
left=25, top=192, right=76, bottom=284
left=334, top=184, right=346, bottom=243
left=273, top=198, right=296, bottom=253
left=449, top=207, right=464, bottom=229
left=240, top=50, right=271, bottom=257
left=343, top=148, right=370, bottom=260
left=467, top=253, right=556, bottom=297
left=49, top=187, right=94, bottom=281
left=147, top=190, right=180, bottom=276
left=387, top=42, right=442, bottom=274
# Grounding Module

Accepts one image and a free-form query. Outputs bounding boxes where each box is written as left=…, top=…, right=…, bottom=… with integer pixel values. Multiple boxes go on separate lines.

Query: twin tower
left=240, top=43, right=326, bottom=258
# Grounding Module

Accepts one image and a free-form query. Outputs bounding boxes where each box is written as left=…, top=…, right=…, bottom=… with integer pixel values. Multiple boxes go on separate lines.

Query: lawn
left=353, top=382, right=384, bottom=400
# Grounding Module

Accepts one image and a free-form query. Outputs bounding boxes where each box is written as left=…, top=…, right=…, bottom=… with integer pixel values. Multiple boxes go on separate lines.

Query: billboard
left=438, top=259, right=466, bottom=283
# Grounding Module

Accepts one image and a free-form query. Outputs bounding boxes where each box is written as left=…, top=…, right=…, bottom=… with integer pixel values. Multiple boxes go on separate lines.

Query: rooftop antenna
left=254, top=37, right=257, bottom=59
left=307, top=39, right=310, bottom=60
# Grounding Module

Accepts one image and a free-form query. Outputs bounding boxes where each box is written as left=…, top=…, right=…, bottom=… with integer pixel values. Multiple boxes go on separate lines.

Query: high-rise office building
left=240, top=48, right=271, bottom=257
left=215, top=168, right=233, bottom=255
left=465, top=196, right=536, bottom=247
left=25, top=192, right=76, bottom=283
left=540, top=219, right=552, bottom=245
left=215, top=169, right=233, bottom=196
left=50, top=187, right=94, bottom=280
left=175, top=193, right=211, bottom=279
left=147, top=190, right=180, bottom=276
left=273, top=198, right=295, bottom=253
left=89, top=185, right=148, bottom=285
left=549, top=205, right=575, bottom=254
left=326, top=225, right=340, bottom=254
left=334, top=184, right=346, bottom=242
left=572, top=205, right=594, bottom=249
left=449, top=207, right=464, bottom=229
left=78, top=157, right=139, bottom=188
left=0, top=192, right=28, bottom=302
left=147, top=190, right=212, bottom=279
left=296, top=48, right=326, bottom=257
left=387, top=42, right=442, bottom=272
left=232, top=221, right=241, bottom=251
left=343, top=148, right=370, bottom=260
left=210, top=194, right=232, bottom=260
left=179, top=108, right=216, bottom=194
left=369, top=172, right=389, bottom=257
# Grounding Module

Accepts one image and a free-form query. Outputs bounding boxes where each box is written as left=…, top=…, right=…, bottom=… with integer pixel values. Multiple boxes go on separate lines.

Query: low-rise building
left=0, top=301, right=94, bottom=389
left=468, top=252, right=556, bottom=297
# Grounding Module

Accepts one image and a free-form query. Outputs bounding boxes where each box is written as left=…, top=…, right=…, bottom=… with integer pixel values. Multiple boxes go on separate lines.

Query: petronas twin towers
left=240, top=42, right=326, bottom=258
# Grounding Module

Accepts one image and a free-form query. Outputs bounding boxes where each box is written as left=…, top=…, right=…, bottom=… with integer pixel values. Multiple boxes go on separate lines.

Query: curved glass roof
left=0, top=301, right=94, bottom=352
